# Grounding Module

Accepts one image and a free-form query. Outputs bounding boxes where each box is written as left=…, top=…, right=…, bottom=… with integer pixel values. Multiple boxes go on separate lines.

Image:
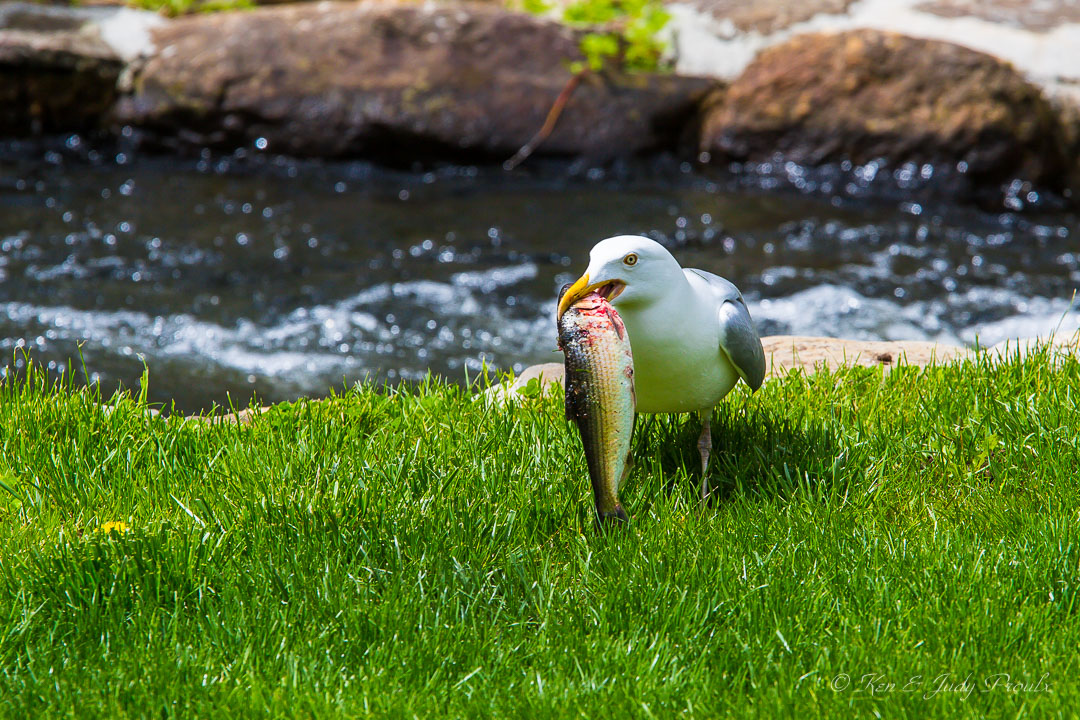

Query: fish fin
left=618, top=452, right=634, bottom=497
left=594, top=504, right=629, bottom=530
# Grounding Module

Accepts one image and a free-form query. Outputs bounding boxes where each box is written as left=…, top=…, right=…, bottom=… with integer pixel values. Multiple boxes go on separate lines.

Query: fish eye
left=623, top=253, right=638, bottom=266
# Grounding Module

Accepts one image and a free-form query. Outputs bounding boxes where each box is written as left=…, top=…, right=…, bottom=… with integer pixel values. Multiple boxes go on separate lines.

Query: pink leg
left=698, top=409, right=712, bottom=501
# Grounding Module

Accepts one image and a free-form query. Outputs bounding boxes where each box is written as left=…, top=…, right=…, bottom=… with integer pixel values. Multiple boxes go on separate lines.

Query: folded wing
left=686, top=268, right=766, bottom=391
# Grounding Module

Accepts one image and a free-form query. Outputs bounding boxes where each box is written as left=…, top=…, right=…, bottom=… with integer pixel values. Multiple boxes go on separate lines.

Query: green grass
left=1, top=351, right=1078, bottom=717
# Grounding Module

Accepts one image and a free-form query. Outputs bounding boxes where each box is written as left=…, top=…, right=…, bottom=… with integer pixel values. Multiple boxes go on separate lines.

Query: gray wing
left=686, top=268, right=766, bottom=391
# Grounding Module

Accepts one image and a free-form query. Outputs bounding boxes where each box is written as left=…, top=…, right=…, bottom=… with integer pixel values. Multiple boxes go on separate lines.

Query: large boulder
left=0, top=2, right=161, bottom=134
left=760, top=336, right=970, bottom=376
left=0, top=3, right=120, bottom=134
left=115, top=1, right=717, bottom=161
left=482, top=336, right=974, bottom=404
left=700, top=30, right=1072, bottom=189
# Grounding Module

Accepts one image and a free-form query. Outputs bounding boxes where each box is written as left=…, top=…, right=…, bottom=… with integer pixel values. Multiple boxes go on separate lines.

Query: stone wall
left=3, top=0, right=1080, bottom=200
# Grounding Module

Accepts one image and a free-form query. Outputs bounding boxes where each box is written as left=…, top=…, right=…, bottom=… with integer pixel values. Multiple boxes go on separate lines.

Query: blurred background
left=2, top=0, right=1079, bottom=412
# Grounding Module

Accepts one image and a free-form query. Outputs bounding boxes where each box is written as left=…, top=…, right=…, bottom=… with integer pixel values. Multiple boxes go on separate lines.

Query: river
left=3, top=140, right=1078, bottom=412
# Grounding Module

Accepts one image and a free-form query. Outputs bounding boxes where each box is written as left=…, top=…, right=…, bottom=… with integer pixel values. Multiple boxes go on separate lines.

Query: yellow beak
left=557, top=273, right=593, bottom=319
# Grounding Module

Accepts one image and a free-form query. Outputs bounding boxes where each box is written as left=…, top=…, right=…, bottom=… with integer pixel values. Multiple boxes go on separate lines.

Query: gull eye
left=623, top=253, right=638, bottom=267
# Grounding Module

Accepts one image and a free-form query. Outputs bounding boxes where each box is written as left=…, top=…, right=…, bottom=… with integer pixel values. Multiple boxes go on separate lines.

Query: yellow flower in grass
left=100, top=521, right=130, bottom=535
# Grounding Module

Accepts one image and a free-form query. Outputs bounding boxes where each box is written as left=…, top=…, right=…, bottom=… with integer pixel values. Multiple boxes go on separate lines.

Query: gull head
left=557, top=235, right=684, bottom=319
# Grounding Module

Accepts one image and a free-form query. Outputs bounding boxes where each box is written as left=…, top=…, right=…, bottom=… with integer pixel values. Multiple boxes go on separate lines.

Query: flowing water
left=3, top=141, right=1078, bottom=412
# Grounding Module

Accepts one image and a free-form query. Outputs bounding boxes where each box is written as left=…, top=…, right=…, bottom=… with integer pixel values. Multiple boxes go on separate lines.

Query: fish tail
left=594, top=503, right=629, bottom=529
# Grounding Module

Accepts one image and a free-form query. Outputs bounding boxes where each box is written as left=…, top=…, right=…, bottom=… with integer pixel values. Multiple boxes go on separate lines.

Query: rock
left=666, top=0, right=1080, bottom=107
left=761, top=336, right=971, bottom=376
left=115, top=1, right=716, bottom=161
left=679, top=0, right=859, bottom=34
left=487, top=336, right=973, bottom=404
left=479, top=362, right=564, bottom=405
left=100, top=402, right=161, bottom=419
left=183, top=405, right=272, bottom=425
left=915, top=0, right=1080, bottom=33
left=699, top=30, right=1072, bottom=189
left=0, top=2, right=162, bottom=134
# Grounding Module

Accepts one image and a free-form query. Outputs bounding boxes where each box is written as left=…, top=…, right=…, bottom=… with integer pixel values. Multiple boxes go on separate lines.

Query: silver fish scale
left=557, top=293, right=636, bottom=524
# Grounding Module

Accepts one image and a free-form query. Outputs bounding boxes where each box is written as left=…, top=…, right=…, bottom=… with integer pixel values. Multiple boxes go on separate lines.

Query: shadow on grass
left=633, top=403, right=841, bottom=506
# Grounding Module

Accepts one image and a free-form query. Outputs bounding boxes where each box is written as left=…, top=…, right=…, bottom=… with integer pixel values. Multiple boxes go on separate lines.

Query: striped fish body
left=558, top=290, right=636, bottom=524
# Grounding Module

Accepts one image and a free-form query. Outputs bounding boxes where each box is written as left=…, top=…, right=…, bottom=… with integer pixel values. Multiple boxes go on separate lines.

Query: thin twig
left=503, top=70, right=586, bottom=171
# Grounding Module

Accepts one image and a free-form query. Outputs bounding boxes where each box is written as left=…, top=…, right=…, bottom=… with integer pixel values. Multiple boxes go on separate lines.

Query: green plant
left=523, top=0, right=672, bottom=73
left=521, top=0, right=553, bottom=14
left=126, top=0, right=254, bottom=18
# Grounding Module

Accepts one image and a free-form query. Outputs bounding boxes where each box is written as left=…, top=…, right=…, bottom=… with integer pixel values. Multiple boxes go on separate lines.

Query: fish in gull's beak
left=556, top=273, right=625, bottom=319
